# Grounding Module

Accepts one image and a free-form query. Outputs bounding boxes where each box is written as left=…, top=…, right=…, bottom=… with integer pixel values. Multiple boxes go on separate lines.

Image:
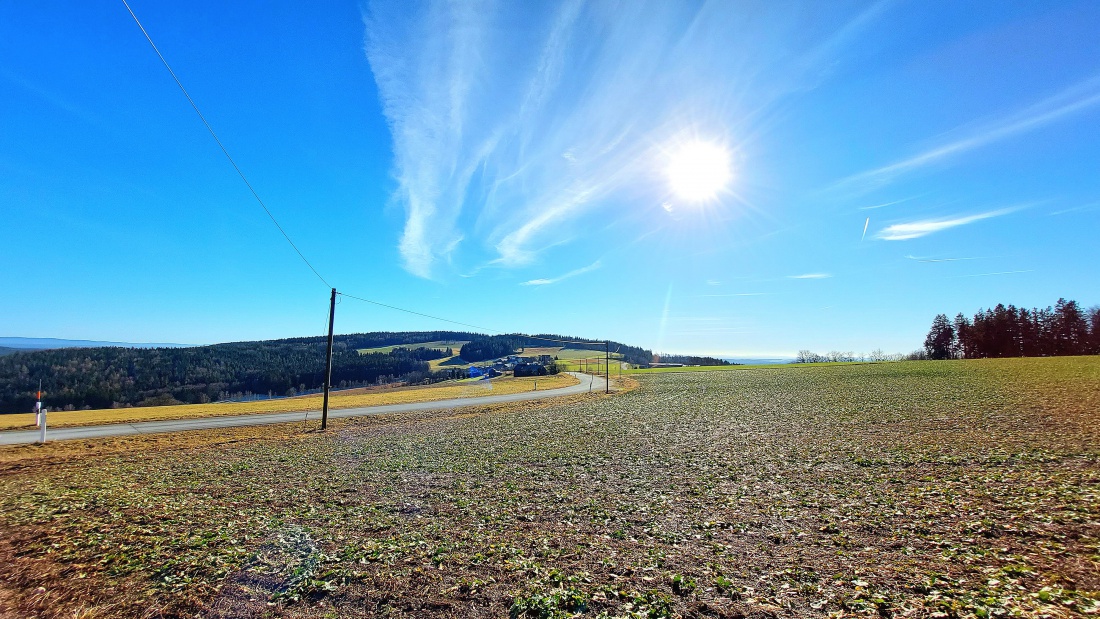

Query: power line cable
left=336, top=292, right=602, bottom=346
left=522, top=335, right=607, bottom=346
left=336, top=292, right=495, bottom=333
left=121, top=0, right=331, bottom=289
left=123, top=1, right=610, bottom=350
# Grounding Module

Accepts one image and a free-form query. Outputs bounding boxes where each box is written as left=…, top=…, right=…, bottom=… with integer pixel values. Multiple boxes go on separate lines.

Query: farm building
left=513, top=362, right=548, bottom=377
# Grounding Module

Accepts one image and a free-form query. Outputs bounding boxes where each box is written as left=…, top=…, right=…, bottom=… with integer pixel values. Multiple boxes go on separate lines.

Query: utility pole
left=321, top=288, right=336, bottom=430
left=602, top=340, right=611, bottom=395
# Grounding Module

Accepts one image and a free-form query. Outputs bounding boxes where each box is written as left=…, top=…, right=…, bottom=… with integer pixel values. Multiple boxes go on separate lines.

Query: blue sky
left=2, top=1, right=1098, bottom=357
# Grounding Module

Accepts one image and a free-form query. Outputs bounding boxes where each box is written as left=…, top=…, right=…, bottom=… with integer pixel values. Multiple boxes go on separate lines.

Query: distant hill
left=459, top=334, right=651, bottom=366
left=0, top=330, right=653, bottom=413
left=0, top=347, right=18, bottom=357
left=0, top=337, right=192, bottom=350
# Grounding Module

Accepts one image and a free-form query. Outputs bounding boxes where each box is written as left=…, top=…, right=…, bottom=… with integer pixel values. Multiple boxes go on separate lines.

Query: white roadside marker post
left=35, top=381, right=43, bottom=429
left=38, top=408, right=47, bottom=444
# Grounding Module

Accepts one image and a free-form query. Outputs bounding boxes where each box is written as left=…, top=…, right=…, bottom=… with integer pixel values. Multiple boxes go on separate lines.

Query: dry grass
left=0, top=358, right=1096, bottom=619
left=0, top=374, right=578, bottom=431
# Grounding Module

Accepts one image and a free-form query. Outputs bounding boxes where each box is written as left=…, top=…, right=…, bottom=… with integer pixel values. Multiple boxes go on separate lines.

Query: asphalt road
left=0, top=372, right=606, bottom=446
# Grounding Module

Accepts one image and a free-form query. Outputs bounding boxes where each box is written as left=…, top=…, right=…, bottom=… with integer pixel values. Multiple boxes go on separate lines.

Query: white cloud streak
left=836, top=74, right=1100, bottom=191
left=858, top=197, right=915, bottom=210
left=364, top=1, right=892, bottom=277
left=877, top=208, right=1015, bottom=241
left=905, top=255, right=980, bottom=263
left=788, top=273, right=832, bottom=279
left=1049, top=202, right=1100, bottom=216
left=953, top=270, right=1035, bottom=278
left=520, top=260, right=601, bottom=286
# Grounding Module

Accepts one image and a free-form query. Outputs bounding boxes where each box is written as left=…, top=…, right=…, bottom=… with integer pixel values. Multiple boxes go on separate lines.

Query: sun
left=666, top=140, right=732, bottom=202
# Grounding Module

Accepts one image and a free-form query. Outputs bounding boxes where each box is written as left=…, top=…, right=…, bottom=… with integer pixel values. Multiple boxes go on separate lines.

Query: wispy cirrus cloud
left=788, top=273, right=832, bottom=279
left=905, top=255, right=980, bottom=263
left=835, top=74, right=1100, bottom=192
left=1050, top=201, right=1100, bottom=216
left=953, top=269, right=1035, bottom=278
left=877, top=207, right=1017, bottom=241
left=520, top=260, right=601, bottom=286
left=859, top=197, right=916, bottom=210
left=364, top=1, right=893, bottom=277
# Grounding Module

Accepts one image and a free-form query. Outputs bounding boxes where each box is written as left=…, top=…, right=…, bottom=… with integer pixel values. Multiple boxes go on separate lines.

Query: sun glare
left=666, top=140, right=732, bottom=202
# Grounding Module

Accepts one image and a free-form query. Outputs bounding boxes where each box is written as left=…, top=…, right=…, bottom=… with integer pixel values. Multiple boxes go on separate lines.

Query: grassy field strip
left=428, top=354, right=471, bottom=370
left=429, top=346, right=621, bottom=372
left=520, top=347, right=623, bottom=361
left=356, top=340, right=469, bottom=355
left=621, top=356, right=1100, bottom=374
left=0, top=373, right=578, bottom=431
left=556, top=359, right=627, bottom=375
left=622, top=360, right=892, bottom=373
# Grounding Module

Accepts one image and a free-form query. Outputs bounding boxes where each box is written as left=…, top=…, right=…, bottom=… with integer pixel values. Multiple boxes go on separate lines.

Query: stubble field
left=0, top=357, right=1097, bottom=618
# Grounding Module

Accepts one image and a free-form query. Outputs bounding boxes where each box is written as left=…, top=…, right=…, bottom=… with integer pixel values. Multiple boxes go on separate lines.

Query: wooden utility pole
left=321, top=288, right=336, bottom=430
left=605, top=341, right=610, bottom=394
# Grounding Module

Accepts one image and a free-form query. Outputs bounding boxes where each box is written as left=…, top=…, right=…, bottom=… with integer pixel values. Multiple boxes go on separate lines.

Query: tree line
left=0, top=331, right=478, bottom=413
left=653, top=354, right=733, bottom=366
left=0, top=338, right=454, bottom=413
left=459, top=334, right=652, bottom=366
left=0, top=330, right=652, bottom=413
left=924, top=298, right=1100, bottom=360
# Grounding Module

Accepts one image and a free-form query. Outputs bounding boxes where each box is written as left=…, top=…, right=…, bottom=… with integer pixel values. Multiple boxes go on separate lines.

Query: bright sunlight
left=666, top=140, right=732, bottom=202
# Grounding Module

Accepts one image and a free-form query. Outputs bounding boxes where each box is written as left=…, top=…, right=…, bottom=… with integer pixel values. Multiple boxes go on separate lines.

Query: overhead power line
left=121, top=0, right=331, bottom=289
left=337, top=292, right=497, bottom=333
left=520, top=335, right=609, bottom=346
left=336, top=292, right=602, bottom=347
left=122, top=1, right=608, bottom=352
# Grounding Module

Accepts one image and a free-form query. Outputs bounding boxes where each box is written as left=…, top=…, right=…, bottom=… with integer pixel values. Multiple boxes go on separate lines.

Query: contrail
left=861, top=217, right=870, bottom=242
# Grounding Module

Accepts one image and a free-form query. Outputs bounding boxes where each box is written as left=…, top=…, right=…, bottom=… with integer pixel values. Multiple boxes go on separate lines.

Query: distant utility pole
left=605, top=341, right=610, bottom=394
left=321, top=288, right=336, bottom=430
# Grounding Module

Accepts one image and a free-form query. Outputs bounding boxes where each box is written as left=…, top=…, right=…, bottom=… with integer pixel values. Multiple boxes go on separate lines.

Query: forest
left=924, top=298, right=1100, bottom=359
left=0, top=338, right=447, bottom=413
left=0, top=331, right=651, bottom=413
left=459, top=334, right=651, bottom=365
left=0, top=331, right=454, bottom=413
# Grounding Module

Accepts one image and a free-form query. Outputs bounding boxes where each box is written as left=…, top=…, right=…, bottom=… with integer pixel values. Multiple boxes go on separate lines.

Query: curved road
left=0, top=372, right=605, bottom=446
